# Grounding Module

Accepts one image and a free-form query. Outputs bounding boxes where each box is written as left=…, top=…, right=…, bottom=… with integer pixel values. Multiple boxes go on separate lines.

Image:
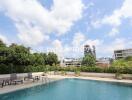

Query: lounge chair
left=4, top=78, right=11, bottom=86
left=41, top=73, right=49, bottom=83
left=0, top=78, right=4, bottom=88
left=24, top=73, right=40, bottom=82
left=10, top=73, right=23, bottom=85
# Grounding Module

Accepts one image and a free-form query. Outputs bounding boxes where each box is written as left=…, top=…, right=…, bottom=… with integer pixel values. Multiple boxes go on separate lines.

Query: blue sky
left=0, top=0, right=132, bottom=59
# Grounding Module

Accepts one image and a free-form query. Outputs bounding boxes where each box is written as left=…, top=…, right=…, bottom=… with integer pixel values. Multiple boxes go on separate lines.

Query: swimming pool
left=0, top=79, right=132, bottom=100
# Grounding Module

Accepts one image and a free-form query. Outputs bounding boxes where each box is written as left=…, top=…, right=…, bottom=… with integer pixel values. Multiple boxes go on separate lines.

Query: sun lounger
left=4, top=78, right=11, bottom=86
left=10, top=73, right=23, bottom=85
left=41, top=74, right=49, bottom=83
left=0, top=78, right=4, bottom=88
left=24, top=73, right=40, bottom=82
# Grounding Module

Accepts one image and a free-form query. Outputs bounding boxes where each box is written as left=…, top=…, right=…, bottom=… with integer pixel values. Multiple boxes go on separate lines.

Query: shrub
left=61, top=71, right=67, bottom=75
left=74, top=70, right=80, bottom=76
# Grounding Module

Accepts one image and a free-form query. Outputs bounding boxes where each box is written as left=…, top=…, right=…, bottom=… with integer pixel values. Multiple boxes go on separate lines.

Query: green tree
left=40, top=53, right=47, bottom=65
left=0, top=39, right=6, bottom=47
left=124, top=56, right=132, bottom=61
left=32, top=53, right=45, bottom=65
left=112, top=56, right=132, bottom=68
left=0, top=40, right=59, bottom=74
left=82, top=54, right=96, bottom=67
left=46, top=52, right=58, bottom=66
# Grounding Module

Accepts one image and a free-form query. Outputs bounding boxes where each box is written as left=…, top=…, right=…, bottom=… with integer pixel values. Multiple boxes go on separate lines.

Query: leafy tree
left=40, top=53, right=47, bottom=65
left=112, top=56, right=132, bottom=68
left=124, top=56, right=132, bottom=61
left=0, top=40, right=60, bottom=74
left=82, top=54, right=96, bottom=67
left=46, top=52, right=58, bottom=66
left=0, top=39, right=6, bottom=47
left=32, top=53, right=45, bottom=65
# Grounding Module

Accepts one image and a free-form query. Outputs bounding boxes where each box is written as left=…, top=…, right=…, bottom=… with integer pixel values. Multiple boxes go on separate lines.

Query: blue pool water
left=0, top=79, right=132, bottom=100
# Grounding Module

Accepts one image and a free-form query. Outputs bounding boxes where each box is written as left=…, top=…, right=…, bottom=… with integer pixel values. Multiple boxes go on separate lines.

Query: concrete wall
left=0, top=72, right=43, bottom=79
left=0, top=72, right=132, bottom=79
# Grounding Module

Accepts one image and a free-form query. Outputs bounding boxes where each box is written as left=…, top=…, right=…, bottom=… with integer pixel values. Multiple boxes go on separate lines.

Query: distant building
left=96, top=57, right=112, bottom=68
left=61, top=58, right=82, bottom=67
left=114, top=48, right=132, bottom=59
left=84, top=45, right=96, bottom=58
left=61, top=45, right=96, bottom=67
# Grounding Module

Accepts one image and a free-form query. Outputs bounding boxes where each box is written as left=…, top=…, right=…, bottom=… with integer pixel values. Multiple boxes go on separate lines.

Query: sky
left=0, top=0, right=132, bottom=59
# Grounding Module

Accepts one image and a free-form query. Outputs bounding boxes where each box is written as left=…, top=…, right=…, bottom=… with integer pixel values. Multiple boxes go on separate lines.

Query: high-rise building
left=84, top=45, right=96, bottom=58
left=114, top=48, right=132, bottom=59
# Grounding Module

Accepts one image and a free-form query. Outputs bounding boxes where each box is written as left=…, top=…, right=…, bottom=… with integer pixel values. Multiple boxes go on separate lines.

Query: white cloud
left=47, top=32, right=102, bottom=59
left=97, top=38, right=132, bottom=57
left=102, top=10, right=122, bottom=27
left=51, top=39, right=63, bottom=59
left=105, top=38, right=125, bottom=52
left=91, top=20, right=101, bottom=28
left=84, top=39, right=102, bottom=47
left=91, top=0, right=132, bottom=37
left=108, top=28, right=119, bottom=37
left=0, top=0, right=84, bottom=46
left=102, top=0, right=132, bottom=26
left=72, top=32, right=85, bottom=46
left=0, top=34, right=10, bottom=45
left=16, top=23, right=49, bottom=46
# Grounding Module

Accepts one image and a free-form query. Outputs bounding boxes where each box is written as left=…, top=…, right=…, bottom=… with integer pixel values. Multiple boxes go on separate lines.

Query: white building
left=114, top=48, right=132, bottom=59
left=61, top=58, right=82, bottom=67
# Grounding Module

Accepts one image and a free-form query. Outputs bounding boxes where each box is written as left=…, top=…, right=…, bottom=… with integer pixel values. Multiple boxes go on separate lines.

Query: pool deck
left=49, top=75, right=132, bottom=84
left=0, top=75, right=132, bottom=94
left=0, top=77, right=63, bottom=95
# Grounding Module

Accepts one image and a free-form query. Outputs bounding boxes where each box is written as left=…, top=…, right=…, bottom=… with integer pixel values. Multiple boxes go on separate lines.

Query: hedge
left=0, top=64, right=132, bottom=74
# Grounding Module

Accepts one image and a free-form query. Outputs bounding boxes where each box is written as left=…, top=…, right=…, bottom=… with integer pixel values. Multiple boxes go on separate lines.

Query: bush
left=74, top=70, right=80, bottom=76
left=54, top=66, right=132, bottom=74
left=80, top=66, right=104, bottom=73
left=0, top=64, right=132, bottom=74
left=0, top=64, right=10, bottom=74
left=61, top=71, right=67, bottom=75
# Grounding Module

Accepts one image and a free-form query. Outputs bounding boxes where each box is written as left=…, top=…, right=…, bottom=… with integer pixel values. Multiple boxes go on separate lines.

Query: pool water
left=0, top=79, right=132, bottom=100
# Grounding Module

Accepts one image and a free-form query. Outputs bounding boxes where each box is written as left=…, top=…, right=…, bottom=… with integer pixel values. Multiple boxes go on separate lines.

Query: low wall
left=0, top=72, right=132, bottom=80
left=53, top=72, right=132, bottom=79
left=0, top=72, right=43, bottom=79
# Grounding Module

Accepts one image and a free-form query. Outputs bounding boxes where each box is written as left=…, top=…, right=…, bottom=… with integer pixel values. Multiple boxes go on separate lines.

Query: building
left=61, top=45, right=96, bottom=67
left=84, top=45, right=96, bottom=58
left=114, top=48, right=132, bottom=59
left=96, top=57, right=112, bottom=68
left=61, top=58, right=82, bottom=67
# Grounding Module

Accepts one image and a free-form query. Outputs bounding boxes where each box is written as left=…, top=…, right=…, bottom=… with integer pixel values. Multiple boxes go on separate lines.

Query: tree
left=0, top=40, right=59, bottom=74
left=124, top=56, right=132, bottom=61
left=82, top=54, right=96, bottom=67
left=32, top=53, right=45, bottom=65
left=0, top=39, right=6, bottom=47
left=40, top=53, right=47, bottom=65
left=112, top=56, right=132, bottom=68
left=46, top=52, right=58, bottom=66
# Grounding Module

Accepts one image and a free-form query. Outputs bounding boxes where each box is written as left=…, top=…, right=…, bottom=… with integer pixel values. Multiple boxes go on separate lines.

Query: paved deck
left=48, top=75, right=132, bottom=84
left=0, top=77, right=62, bottom=94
